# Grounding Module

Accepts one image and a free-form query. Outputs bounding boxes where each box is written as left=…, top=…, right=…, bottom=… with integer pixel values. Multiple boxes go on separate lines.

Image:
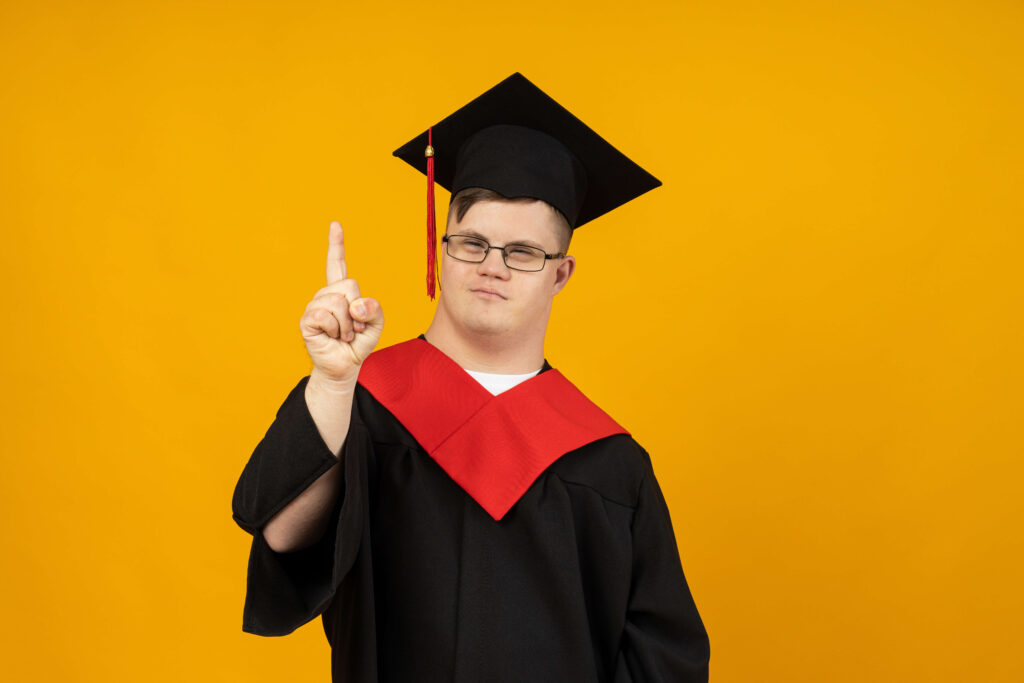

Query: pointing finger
left=326, top=221, right=347, bottom=284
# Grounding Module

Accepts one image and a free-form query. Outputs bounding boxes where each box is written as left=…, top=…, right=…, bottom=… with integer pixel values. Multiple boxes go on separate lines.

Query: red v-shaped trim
left=357, top=339, right=628, bottom=520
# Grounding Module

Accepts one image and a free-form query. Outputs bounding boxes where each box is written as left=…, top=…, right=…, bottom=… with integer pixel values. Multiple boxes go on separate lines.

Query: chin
left=438, top=291, right=525, bottom=338
left=460, top=316, right=513, bottom=337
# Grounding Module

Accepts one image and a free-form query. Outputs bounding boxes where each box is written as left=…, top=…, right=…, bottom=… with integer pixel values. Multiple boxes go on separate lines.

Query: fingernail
left=354, top=303, right=366, bottom=317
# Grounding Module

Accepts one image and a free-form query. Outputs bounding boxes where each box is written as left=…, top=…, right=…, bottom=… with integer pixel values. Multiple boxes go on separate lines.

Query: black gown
left=232, top=364, right=710, bottom=682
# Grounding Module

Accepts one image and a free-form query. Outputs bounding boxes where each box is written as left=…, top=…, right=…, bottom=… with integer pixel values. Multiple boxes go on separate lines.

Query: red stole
left=357, top=339, right=628, bottom=521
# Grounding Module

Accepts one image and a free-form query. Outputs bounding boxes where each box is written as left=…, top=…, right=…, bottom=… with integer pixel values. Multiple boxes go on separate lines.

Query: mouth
left=470, top=287, right=508, bottom=301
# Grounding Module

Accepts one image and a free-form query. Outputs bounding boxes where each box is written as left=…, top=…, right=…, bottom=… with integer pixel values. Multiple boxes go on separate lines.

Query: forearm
left=303, top=369, right=357, bottom=454
left=261, top=372, right=356, bottom=552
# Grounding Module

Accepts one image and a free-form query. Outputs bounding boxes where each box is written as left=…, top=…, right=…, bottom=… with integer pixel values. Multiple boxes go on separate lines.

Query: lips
left=470, top=287, right=508, bottom=301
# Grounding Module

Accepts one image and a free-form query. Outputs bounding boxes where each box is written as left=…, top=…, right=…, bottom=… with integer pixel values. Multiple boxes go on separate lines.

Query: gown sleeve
left=231, top=376, right=370, bottom=637
left=615, top=455, right=711, bottom=682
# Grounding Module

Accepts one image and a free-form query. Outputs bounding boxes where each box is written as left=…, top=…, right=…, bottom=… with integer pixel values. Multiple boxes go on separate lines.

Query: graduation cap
left=393, top=72, right=661, bottom=298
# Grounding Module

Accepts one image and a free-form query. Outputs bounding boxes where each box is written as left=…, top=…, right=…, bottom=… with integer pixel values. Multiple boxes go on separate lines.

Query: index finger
left=326, top=221, right=347, bottom=284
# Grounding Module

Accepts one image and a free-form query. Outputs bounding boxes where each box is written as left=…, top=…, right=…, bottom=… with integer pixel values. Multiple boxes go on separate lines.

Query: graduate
left=232, top=73, right=710, bottom=682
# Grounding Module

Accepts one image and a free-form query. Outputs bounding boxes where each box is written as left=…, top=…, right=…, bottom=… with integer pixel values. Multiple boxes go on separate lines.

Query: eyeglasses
left=442, top=234, right=566, bottom=272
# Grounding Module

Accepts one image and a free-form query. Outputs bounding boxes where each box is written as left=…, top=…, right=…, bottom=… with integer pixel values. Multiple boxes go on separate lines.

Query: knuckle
left=314, top=292, right=346, bottom=309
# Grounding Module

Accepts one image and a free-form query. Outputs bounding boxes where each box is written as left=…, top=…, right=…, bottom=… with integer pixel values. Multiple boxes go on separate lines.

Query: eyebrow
left=459, top=228, right=548, bottom=251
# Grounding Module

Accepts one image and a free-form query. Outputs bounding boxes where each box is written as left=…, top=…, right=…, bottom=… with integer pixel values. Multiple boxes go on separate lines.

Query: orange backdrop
left=2, top=1, right=1022, bottom=681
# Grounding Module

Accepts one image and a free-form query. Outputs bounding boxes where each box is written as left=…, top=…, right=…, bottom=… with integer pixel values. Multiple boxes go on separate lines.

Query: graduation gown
left=232, top=339, right=709, bottom=682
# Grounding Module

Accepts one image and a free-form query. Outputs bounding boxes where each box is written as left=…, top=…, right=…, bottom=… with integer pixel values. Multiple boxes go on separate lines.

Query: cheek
left=519, top=278, right=556, bottom=310
left=439, top=256, right=465, bottom=285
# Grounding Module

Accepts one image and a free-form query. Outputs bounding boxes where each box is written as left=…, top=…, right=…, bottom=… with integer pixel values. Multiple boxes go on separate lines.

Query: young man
left=233, top=73, right=710, bottom=682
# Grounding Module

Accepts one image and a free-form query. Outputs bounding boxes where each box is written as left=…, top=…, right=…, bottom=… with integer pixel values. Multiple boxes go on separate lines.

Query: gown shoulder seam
left=555, top=475, right=639, bottom=510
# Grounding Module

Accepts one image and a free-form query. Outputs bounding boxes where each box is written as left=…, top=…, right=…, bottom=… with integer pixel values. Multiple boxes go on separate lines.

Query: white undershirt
left=464, top=368, right=542, bottom=395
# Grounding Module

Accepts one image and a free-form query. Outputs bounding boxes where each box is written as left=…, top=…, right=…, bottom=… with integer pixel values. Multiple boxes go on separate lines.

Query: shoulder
left=549, top=433, right=653, bottom=509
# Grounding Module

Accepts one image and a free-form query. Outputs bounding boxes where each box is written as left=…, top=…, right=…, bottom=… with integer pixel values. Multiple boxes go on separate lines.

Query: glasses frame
left=442, top=234, right=567, bottom=272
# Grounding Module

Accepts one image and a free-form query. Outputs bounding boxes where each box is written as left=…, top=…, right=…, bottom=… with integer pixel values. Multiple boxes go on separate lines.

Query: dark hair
left=448, top=188, right=572, bottom=253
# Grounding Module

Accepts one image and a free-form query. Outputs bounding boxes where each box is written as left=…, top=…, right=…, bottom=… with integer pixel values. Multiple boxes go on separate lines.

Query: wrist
left=307, top=368, right=358, bottom=398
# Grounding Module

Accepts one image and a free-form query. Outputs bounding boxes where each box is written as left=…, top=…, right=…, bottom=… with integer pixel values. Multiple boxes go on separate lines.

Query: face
left=437, top=198, right=576, bottom=339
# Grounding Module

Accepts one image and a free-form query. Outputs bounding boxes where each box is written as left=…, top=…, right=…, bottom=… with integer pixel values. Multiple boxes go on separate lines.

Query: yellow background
left=2, top=1, right=1022, bottom=681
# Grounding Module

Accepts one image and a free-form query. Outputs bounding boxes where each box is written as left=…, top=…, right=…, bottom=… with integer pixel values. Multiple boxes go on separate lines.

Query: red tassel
left=426, top=127, right=436, bottom=299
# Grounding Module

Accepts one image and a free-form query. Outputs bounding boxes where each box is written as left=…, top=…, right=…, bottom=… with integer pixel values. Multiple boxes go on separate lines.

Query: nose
left=477, top=246, right=511, bottom=278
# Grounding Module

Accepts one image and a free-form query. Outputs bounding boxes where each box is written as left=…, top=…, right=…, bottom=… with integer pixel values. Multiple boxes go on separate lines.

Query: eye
left=460, top=237, right=487, bottom=252
left=506, top=245, right=541, bottom=262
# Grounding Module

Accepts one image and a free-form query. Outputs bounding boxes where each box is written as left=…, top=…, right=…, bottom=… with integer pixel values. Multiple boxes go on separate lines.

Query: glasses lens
left=448, top=235, right=488, bottom=261
left=503, top=245, right=545, bottom=271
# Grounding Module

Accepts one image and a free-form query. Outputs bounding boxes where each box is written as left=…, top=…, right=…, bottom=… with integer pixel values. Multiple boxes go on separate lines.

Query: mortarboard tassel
left=425, top=127, right=436, bottom=299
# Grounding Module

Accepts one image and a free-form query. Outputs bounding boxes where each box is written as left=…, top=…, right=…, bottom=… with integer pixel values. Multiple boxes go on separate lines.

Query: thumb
left=350, top=297, right=384, bottom=326
left=348, top=297, right=384, bottom=363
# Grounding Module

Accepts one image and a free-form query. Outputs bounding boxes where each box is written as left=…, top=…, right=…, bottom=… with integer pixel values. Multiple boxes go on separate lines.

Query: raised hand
left=299, top=221, right=384, bottom=387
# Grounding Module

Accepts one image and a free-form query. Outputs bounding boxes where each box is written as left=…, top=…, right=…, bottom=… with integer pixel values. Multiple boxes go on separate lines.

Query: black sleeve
left=615, top=457, right=711, bottom=682
left=231, top=377, right=370, bottom=637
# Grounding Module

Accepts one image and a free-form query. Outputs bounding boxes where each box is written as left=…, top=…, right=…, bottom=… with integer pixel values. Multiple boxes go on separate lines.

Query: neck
left=424, top=308, right=547, bottom=374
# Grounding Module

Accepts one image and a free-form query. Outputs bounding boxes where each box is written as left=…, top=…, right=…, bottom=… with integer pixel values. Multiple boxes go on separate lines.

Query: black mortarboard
left=393, top=72, right=661, bottom=297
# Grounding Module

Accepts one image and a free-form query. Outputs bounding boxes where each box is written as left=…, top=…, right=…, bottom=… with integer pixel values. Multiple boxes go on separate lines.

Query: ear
left=551, top=255, right=576, bottom=294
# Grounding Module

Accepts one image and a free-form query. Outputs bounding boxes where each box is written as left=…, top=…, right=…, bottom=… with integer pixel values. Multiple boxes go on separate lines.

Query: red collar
left=357, top=339, right=628, bottom=520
